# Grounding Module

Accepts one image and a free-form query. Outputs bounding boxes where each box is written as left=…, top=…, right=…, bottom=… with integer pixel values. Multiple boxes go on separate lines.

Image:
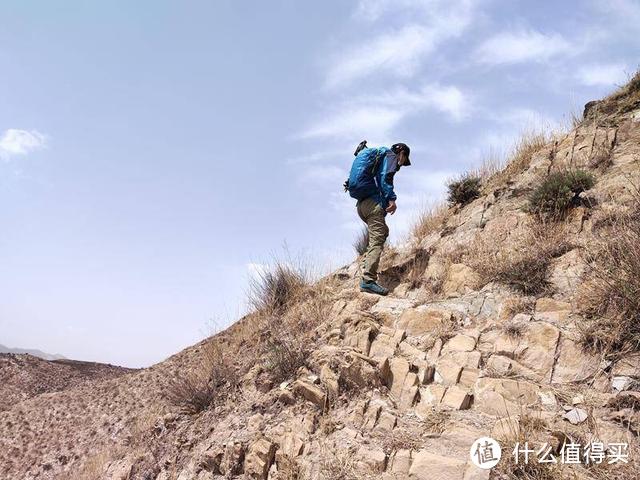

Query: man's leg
left=357, top=198, right=389, bottom=283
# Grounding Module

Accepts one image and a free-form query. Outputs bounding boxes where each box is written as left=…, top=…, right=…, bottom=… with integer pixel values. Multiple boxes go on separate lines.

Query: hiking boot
left=360, top=280, right=389, bottom=296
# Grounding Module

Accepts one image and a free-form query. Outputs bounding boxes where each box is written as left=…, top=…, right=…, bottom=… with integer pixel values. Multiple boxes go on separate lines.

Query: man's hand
left=386, top=200, right=397, bottom=215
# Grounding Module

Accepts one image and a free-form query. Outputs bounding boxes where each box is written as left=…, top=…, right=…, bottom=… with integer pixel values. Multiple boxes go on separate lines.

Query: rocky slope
left=1, top=76, right=640, bottom=480
left=0, top=354, right=134, bottom=412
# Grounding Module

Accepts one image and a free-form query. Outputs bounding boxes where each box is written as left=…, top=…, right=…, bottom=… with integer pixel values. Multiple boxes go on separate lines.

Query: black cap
left=391, top=143, right=411, bottom=165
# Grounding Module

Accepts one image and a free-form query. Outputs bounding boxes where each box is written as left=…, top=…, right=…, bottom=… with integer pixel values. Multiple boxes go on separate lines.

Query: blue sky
left=1, top=0, right=638, bottom=367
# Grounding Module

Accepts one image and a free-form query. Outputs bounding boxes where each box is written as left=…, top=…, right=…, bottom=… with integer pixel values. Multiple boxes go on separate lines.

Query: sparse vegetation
left=354, top=227, right=369, bottom=256
left=447, top=174, right=481, bottom=206
left=410, top=202, right=449, bottom=241
left=528, top=170, right=595, bottom=220
left=317, top=445, right=365, bottom=480
left=579, top=203, right=640, bottom=358
left=249, top=257, right=310, bottom=315
left=466, top=224, right=573, bottom=294
left=165, top=342, right=237, bottom=414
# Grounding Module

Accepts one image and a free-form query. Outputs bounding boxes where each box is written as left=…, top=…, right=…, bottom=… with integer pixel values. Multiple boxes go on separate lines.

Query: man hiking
left=345, top=141, right=411, bottom=295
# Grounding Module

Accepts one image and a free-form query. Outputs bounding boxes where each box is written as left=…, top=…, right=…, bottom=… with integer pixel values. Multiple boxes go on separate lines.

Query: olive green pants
left=357, top=197, right=389, bottom=283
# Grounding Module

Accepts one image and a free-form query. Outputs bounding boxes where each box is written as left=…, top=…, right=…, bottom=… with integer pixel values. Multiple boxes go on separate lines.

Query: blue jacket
left=348, top=147, right=398, bottom=209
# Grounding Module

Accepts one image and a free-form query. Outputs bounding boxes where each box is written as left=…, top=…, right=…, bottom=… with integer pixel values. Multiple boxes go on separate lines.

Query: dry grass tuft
left=466, top=224, right=573, bottom=295
left=503, top=320, right=525, bottom=339
left=578, top=203, right=640, bottom=358
left=410, top=202, right=449, bottom=241
left=259, top=275, right=336, bottom=383
left=485, top=129, right=551, bottom=190
left=353, top=226, right=369, bottom=256
left=317, top=445, right=367, bottom=480
left=249, top=256, right=310, bottom=315
left=165, top=341, right=237, bottom=414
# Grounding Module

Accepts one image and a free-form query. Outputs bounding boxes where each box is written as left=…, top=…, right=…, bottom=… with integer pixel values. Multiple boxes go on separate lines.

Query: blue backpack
left=344, top=140, right=387, bottom=200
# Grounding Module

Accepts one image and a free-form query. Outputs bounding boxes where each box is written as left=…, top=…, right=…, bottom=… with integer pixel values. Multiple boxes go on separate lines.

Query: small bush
left=249, top=259, right=309, bottom=315
left=165, top=342, right=236, bottom=414
left=528, top=170, right=595, bottom=219
left=261, top=329, right=309, bottom=384
left=579, top=207, right=640, bottom=357
left=353, top=227, right=369, bottom=256
left=447, top=175, right=481, bottom=206
left=467, top=224, right=573, bottom=295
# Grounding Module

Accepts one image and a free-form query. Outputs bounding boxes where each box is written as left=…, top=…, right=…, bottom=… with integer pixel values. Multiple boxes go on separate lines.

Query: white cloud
left=476, top=29, right=572, bottom=65
left=0, top=129, right=47, bottom=159
left=298, top=84, right=470, bottom=140
left=327, top=0, right=477, bottom=88
left=325, top=25, right=436, bottom=89
left=577, top=63, right=629, bottom=86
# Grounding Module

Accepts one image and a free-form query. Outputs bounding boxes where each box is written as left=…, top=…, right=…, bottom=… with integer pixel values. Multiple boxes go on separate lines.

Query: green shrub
left=447, top=175, right=481, bottom=206
left=528, top=170, right=595, bottom=219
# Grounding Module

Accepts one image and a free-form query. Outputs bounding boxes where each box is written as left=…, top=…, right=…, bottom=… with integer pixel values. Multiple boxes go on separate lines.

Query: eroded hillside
left=1, top=75, right=640, bottom=480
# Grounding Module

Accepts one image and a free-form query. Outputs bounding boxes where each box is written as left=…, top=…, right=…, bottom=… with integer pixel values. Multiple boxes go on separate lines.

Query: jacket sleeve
left=379, top=152, right=398, bottom=201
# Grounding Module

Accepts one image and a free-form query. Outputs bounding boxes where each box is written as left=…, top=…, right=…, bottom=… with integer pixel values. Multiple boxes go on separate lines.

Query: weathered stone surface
left=319, top=364, right=339, bottom=398
left=388, top=449, right=412, bottom=475
left=458, top=367, right=479, bottom=388
left=371, top=297, right=414, bottom=316
left=474, top=378, right=540, bottom=416
left=396, top=306, right=453, bottom=336
left=548, top=249, right=585, bottom=295
left=278, top=430, right=305, bottom=458
left=441, top=385, right=472, bottom=410
left=386, top=357, right=410, bottom=399
left=434, top=355, right=462, bottom=385
left=442, top=263, right=481, bottom=297
left=551, top=336, right=600, bottom=383
left=245, top=439, right=276, bottom=480
left=443, top=334, right=477, bottom=352
left=612, top=354, right=640, bottom=377
left=357, top=446, right=387, bottom=472
left=417, top=384, right=447, bottom=408
left=343, top=324, right=374, bottom=356
left=292, top=379, right=327, bottom=410
left=517, top=322, right=560, bottom=383
left=376, top=410, right=397, bottom=431
left=534, top=298, right=572, bottom=323
left=221, top=442, right=245, bottom=476
left=563, top=408, right=588, bottom=425
left=409, top=451, right=466, bottom=480
left=369, top=333, right=400, bottom=360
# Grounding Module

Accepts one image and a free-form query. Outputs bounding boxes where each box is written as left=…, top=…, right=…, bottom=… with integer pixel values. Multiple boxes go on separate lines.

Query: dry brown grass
left=165, top=341, right=237, bottom=414
left=249, top=252, right=313, bottom=316
left=465, top=223, right=573, bottom=295
left=493, top=413, right=565, bottom=480
left=316, top=445, right=368, bottom=480
left=499, top=296, right=535, bottom=322
left=258, top=275, right=336, bottom=384
left=410, top=202, right=449, bottom=241
left=486, top=129, right=551, bottom=191
left=354, top=226, right=369, bottom=256
left=578, top=203, right=640, bottom=358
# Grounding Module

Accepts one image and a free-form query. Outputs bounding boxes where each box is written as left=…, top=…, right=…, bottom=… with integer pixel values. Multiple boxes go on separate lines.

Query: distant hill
left=0, top=343, right=66, bottom=361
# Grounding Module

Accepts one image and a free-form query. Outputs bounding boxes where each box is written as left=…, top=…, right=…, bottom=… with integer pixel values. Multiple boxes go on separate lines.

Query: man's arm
left=379, top=152, right=398, bottom=211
